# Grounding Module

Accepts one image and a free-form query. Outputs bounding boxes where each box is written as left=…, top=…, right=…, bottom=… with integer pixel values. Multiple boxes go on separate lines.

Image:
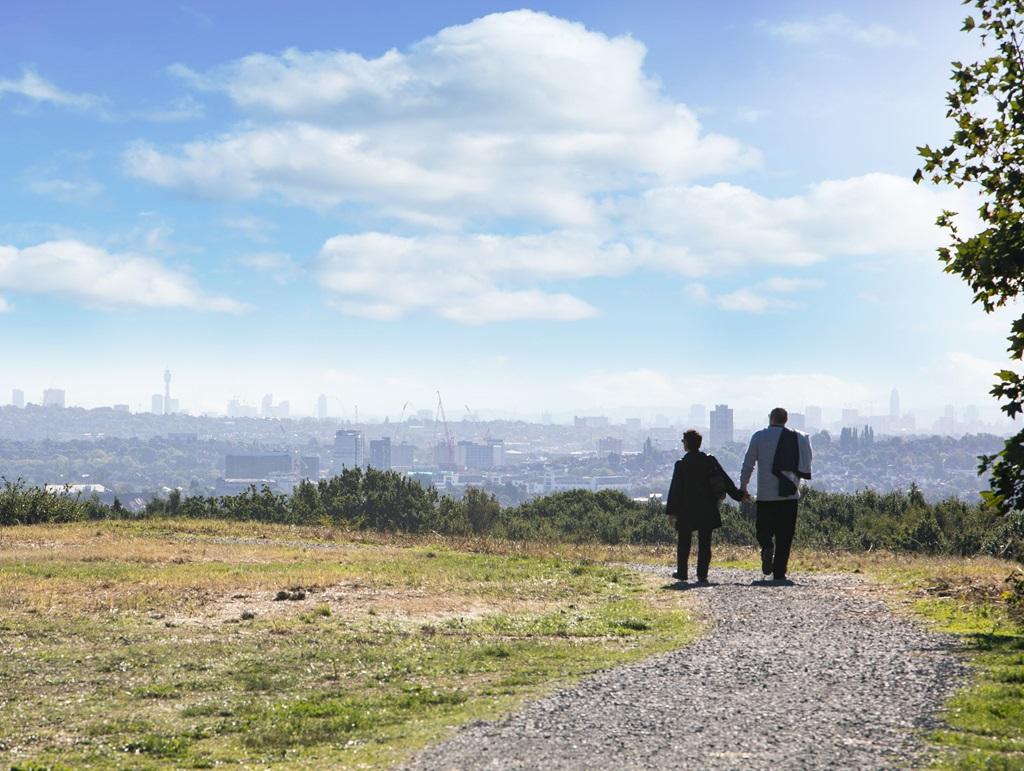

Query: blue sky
left=0, top=0, right=1017, bottom=425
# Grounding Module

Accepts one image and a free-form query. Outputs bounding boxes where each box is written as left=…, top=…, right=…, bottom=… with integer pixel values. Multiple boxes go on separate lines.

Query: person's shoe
left=695, top=577, right=710, bottom=586
left=672, top=571, right=686, bottom=581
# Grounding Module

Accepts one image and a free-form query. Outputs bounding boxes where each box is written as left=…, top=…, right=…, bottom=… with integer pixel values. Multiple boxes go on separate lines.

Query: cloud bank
left=122, top=10, right=968, bottom=323
left=0, top=240, right=245, bottom=312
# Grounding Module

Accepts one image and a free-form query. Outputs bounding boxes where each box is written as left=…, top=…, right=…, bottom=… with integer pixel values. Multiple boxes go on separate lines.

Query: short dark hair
left=770, top=407, right=788, bottom=425
left=682, top=429, right=703, bottom=450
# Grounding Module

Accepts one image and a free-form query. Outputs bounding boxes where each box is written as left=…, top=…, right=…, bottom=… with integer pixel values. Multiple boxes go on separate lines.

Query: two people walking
left=665, top=407, right=812, bottom=584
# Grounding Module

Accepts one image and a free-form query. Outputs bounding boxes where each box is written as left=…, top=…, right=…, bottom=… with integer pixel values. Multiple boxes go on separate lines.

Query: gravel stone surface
left=403, top=567, right=964, bottom=770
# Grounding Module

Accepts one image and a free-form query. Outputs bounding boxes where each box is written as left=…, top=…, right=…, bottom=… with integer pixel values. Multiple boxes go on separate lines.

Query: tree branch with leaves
left=916, top=0, right=1024, bottom=517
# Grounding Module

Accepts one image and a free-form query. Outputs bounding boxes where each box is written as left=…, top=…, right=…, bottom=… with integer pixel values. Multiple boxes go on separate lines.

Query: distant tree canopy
left=916, top=0, right=1024, bottom=517
left=2, top=474, right=1019, bottom=560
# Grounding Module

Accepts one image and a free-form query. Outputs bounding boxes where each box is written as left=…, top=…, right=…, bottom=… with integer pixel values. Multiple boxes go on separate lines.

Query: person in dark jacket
left=665, top=429, right=745, bottom=584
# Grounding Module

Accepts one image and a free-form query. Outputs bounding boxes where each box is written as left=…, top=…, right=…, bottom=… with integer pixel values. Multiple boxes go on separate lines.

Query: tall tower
left=709, top=404, right=734, bottom=449
left=163, top=370, right=171, bottom=416
left=889, top=388, right=900, bottom=419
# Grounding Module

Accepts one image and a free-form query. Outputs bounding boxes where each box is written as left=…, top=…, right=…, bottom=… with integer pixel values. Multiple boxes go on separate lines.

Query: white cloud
left=0, top=69, right=100, bottom=110
left=620, top=173, right=974, bottom=275
left=766, top=14, right=915, bottom=48
left=134, top=94, right=204, bottom=123
left=224, top=215, right=274, bottom=242
left=316, top=231, right=605, bottom=323
left=131, top=11, right=758, bottom=226
left=683, top=276, right=822, bottom=314
left=237, top=251, right=298, bottom=284
left=573, top=369, right=871, bottom=410
left=716, top=288, right=793, bottom=313
left=736, top=107, right=769, bottom=124
left=119, top=13, right=974, bottom=325
left=945, top=351, right=1022, bottom=403
left=683, top=282, right=710, bottom=303
left=0, top=296, right=11, bottom=313
left=27, top=177, right=104, bottom=205
left=0, top=240, right=245, bottom=312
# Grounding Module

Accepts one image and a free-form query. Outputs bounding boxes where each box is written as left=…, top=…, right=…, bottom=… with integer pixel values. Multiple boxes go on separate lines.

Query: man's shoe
left=761, top=552, right=773, bottom=577
left=695, top=577, right=710, bottom=586
left=672, top=571, right=686, bottom=581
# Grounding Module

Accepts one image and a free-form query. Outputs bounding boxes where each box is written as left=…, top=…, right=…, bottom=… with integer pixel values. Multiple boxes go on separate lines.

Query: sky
left=0, top=0, right=1019, bottom=425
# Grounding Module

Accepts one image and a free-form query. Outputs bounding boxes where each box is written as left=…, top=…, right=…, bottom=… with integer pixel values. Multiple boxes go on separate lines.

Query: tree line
left=1, top=470, right=1021, bottom=561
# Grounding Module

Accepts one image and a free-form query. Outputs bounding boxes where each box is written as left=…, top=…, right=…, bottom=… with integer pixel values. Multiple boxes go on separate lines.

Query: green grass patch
left=906, top=598, right=1024, bottom=769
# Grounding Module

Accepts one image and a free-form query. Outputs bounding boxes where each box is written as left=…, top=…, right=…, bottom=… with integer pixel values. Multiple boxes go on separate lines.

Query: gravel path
left=403, top=567, right=964, bottom=770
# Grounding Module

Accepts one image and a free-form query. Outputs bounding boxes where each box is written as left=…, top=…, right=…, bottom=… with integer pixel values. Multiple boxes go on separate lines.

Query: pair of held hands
left=669, top=488, right=752, bottom=522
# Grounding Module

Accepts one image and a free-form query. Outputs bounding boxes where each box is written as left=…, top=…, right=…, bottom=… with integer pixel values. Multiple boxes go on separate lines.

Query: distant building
left=317, top=394, right=328, bottom=420
left=416, top=409, right=434, bottom=421
left=165, top=398, right=180, bottom=414
left=151, top=394, right=163, bottom=414
left=225, top=452, right=292, bottom=479
left=11, top=389, right=24, bottom=408
left=299, top=455, right=320, bottom=481
left=46, top=483, right=106, bottom=495
left=42, top=388, right=65, bottom=408
left=369, top=437, right=392, bottom=470
left=688, top=404, right=706, bottom=426
left=841, top=408, right=860, bottom=427
left=709, top=404, right=734, bottom=448
left=391, top=442, right=415, bottom=469
left=457, top=439, right=504, bottom=470
left=276, top=400, right=289, bottom=418
left=434, top=441, right=452, bottom=467
left=261, top=394, right=274, bottom=417
left=113, top=404, right=130, bottom=413
left=805, top=405, right=823, bottom=432
left=227, top=399, right=258, bottom=418
left=890, top=389, right=901, bottom=420
left=789, top=412, right=806, bottom=431
left=598, top=436, right=623, bottom=456
left=624, top=418, right=641, bottom=431
left=333, top=430, right=364, bottom=471
left=574, top=416, right=609, bottom=428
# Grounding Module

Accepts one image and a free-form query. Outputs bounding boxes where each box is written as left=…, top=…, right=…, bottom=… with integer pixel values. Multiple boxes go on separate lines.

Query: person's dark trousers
left=677, top=527, right=713, bottom=580
left=756, top=499, right=799, bottom=580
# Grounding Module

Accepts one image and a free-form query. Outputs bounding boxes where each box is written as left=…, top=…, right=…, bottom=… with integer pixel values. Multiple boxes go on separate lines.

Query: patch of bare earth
left=158, top=581, right=559, bottom=627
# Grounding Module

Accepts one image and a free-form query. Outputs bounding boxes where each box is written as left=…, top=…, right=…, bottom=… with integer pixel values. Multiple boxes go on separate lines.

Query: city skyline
left=0, top=2, right=1019, bottom=425
left=4, top=377, right=1012, bottom=436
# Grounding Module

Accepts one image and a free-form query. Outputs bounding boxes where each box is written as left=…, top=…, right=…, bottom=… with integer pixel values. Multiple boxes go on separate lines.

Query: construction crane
left=436, top=391, right=455, bottom=467
left=396, top=401, right=409, bottom=442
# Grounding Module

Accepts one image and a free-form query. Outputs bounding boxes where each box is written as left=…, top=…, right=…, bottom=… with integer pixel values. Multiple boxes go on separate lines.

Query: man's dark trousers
left=756, top=499, right=798, bottom=580
left=677, top=527, right=712, bottom=580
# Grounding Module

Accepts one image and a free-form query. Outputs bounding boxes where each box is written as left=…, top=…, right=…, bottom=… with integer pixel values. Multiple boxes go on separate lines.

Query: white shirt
left=740, top=426, right=813, bottom=502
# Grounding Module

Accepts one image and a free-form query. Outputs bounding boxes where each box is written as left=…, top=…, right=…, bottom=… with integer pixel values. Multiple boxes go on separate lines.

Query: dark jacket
left=665, top=451, right=742, bottom=532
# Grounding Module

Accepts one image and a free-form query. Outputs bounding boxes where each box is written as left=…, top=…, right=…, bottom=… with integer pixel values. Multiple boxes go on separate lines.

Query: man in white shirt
left=739, top=407, right=813, bottom=582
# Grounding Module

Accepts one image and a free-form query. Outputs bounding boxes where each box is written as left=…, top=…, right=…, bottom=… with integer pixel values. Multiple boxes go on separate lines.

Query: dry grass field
left=1, top=520, right=1021, bottom=769
left=0, top=520, right=698, bottom=769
